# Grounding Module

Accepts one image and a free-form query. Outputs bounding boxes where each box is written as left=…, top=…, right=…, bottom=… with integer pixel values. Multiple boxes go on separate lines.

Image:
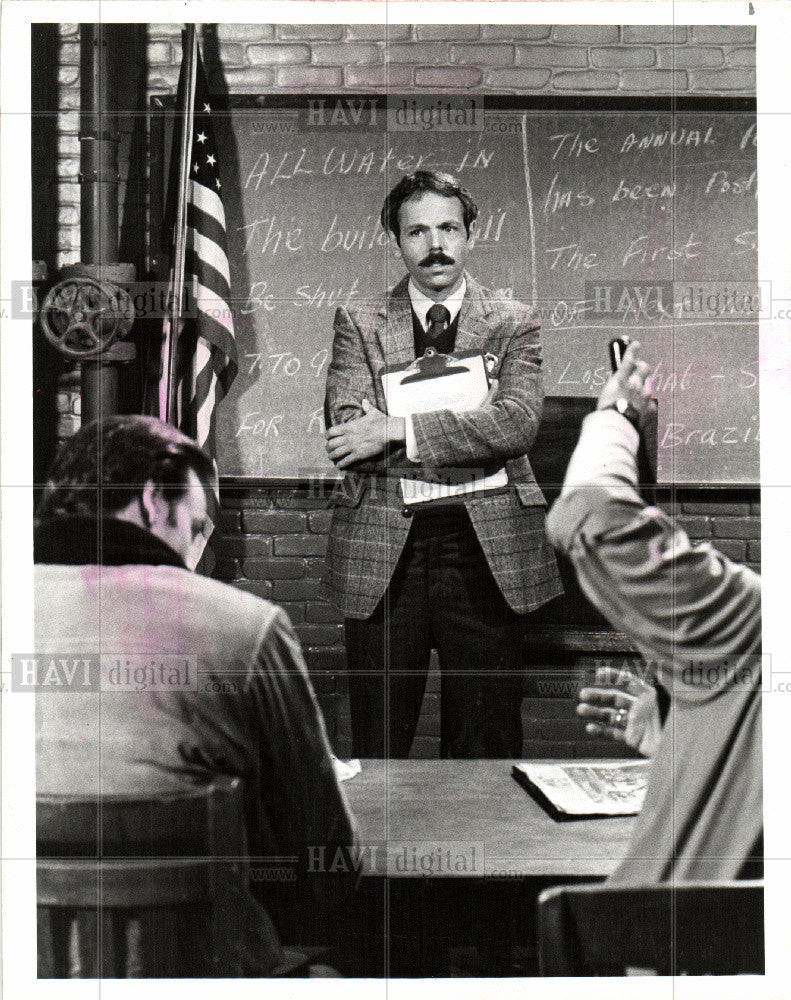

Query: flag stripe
left=188, top=177, right=225, bottom=227
left=185, top=341, right=230, bottom=452
left=190, top=341, right=216, bottom=443
left=197, top=349, right=228, bottom=450
left=185, top=250, right=232, bottom=309
left=188, top=277, right=237, bottom=356
left=186, top=205, right=232, bottom=284
left=187, top=197, right=227, bottom=249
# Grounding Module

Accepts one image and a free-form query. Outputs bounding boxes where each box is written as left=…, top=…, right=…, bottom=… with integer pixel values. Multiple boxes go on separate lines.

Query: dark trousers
left=344, top=506, right=525, bottom=758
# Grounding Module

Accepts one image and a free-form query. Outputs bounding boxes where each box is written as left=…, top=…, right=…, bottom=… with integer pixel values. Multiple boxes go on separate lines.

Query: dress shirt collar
left=407, top=277, right=466, bottom=331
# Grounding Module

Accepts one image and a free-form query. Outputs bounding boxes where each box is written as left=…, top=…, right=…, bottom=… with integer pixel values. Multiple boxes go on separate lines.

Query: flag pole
left=165, top=23, right=199, bottom=424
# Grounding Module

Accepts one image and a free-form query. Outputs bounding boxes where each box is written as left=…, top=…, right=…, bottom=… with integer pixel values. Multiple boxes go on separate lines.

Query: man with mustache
left=323, top=170, right=562, bottom=758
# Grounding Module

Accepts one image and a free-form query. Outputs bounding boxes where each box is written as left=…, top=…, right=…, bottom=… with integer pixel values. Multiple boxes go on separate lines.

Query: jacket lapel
left=454, top=274, right=496, bottom=354
left=380, top=275, right=417, bottom=369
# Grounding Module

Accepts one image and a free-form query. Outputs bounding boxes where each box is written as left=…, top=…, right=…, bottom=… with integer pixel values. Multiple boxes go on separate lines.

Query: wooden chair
left=537, top=880, right=764, bottom=976
left=37, top=777, right=320, bottom=977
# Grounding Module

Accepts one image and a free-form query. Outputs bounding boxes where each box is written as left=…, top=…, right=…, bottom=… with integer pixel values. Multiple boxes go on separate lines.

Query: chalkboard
left=152, top=96, right=758, bottom=484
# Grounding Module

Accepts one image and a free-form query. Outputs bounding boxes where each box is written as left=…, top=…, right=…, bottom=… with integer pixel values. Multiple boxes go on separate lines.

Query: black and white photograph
left=1, top=2, right=789, bottom=997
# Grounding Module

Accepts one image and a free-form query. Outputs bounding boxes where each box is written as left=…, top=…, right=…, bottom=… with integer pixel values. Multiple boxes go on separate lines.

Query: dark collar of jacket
left=34, top=516, right=187, bottom=569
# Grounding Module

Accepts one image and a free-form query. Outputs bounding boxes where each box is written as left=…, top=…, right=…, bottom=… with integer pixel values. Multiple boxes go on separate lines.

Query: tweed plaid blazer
left=323, top=274, right=563, bottom=619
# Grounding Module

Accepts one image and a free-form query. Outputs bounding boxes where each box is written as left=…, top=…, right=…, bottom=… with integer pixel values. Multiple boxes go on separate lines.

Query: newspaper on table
left=512, top=760, right=649, bottom=819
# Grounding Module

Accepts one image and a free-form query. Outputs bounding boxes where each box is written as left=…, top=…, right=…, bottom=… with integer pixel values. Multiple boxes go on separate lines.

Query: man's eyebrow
left=406, top=219, right=460, bottom=230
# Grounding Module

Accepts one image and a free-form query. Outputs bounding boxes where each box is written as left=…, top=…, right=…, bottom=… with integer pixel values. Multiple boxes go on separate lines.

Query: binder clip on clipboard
left=398, top=346, right=477, bottom=383
left=380, top=348, right=507, bottom=505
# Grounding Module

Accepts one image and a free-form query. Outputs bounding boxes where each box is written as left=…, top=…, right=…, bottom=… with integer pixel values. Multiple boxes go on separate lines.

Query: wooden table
left=344, top=759, right=635, bottom=878
left=338, top=759, right=637, bottom=975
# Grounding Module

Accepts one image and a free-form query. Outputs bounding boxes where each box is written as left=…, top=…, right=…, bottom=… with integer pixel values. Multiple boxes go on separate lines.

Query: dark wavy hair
left=36, top=415, right=218, bottom=522
left=380, top=170, right=478, bottom=242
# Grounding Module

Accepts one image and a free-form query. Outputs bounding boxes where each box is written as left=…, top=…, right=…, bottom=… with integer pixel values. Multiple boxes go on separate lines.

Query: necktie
left=426, top=303, right=451, bottom=340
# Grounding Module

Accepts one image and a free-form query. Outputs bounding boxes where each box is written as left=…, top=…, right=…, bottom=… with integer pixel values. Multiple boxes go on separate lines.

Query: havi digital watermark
left=11, top=654, right=198, bottom=692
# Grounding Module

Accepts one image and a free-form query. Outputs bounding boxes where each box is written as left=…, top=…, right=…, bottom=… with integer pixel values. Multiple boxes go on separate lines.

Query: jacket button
left=402, top=506, right=413, bottom=518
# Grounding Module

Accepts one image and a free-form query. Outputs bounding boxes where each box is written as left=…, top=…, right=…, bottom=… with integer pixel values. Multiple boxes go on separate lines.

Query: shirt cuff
left=405, top=416, right=420, bottom=463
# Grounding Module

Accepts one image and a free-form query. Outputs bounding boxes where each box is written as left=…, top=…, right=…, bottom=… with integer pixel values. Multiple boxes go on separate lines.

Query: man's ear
left=139, top=480, right=160, bottom=530
left=466, top=218, right=477, bottom=245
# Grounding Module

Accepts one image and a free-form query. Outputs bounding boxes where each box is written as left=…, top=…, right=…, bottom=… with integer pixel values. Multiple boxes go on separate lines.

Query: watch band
left=603, top=399, right=641, bottom=431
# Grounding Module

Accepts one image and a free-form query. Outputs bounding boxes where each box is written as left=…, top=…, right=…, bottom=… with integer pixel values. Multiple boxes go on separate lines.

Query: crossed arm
left=323, top=303, right=544, bottom=472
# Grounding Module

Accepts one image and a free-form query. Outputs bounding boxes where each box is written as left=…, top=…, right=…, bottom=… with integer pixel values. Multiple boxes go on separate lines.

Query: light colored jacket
left=35, top=519, right=358, bottom=959
left=547, top=411, right=762, bottom=882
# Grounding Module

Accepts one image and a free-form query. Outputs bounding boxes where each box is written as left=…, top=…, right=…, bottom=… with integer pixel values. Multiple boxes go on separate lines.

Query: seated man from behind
left=547, top=343, right=761, bottom=883
left=35, top=416, right=357, bottom=971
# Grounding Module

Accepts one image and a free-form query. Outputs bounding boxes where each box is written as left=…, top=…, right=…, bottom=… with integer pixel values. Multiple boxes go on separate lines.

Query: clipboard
left=380, top=348, right=507, bottom=504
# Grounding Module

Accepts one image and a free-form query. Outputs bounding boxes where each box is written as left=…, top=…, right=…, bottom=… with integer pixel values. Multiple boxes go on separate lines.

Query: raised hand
left=577, top=664, right=663, bottom=758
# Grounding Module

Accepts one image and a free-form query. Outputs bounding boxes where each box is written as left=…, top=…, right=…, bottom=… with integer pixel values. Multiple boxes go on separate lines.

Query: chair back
left=537, top=880, right=764, bottom=976
left=37, top=777, right=277, bottom=977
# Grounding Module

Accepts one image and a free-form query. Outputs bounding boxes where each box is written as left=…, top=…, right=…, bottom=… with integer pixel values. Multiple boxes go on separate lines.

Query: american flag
left=156, top=33, right=237, bottom=454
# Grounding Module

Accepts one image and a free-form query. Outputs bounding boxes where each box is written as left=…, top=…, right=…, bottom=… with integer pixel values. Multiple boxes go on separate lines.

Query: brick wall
left=42, top=21, right=759, bottom=758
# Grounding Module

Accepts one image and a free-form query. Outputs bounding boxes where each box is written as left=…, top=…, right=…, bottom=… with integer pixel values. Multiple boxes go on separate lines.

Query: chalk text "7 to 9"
left=246, top=349, right=329, bottom=379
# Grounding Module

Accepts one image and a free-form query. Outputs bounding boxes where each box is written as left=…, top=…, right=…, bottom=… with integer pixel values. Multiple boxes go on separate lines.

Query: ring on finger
left=613, top=709, right=627, bottom=728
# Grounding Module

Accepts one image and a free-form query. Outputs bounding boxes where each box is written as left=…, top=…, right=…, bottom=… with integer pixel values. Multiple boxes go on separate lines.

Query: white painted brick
left=57, top=205, right=80, bottom=227
left=591, top=47, right=655, bottom=69
left=59, top=42, right=80, bottom=65
left=386, top=43, right=449, bottom=65
left=728, top=48, right=756, bottom=67
left=416, top=25, right=480, bottom=41
left=276, top=67, right=344, bottom=88
left=486, top=68, right=552, bottom=90
left=346, top=25, right=412, bottom=42
left=552, top=70, right=619, bottom=91
left=482, top=26, right=551, bottom=41
left=516, top=45, right=587, bottom=68
left=657, top=47, right=724, bottom=69
left=56, top=158, right=79, bottom=180
left=553, top=26, right=620, bottom=44
left=450, top=44, right=514, bottom=67
left=56, top=134, right=80, bottom=156
left=147, top=23, right=184, bottom=39
left=691, top=26, right=755, bottom=45
left=622, top=26, right=687, bottom=44
left=277, top=25, right=344, bottom=42
left=344, top=65, right=414, bottom=89
left=57, top=112, right=80, bottom=134
left=620, top=70, right=689, bottom=92
left=312, top=43, right=383, bottom=66
left=414, top=67, right=482, bottom=89
left=247, top=44, right=311, bottom=66
left=215, top=67, right=276, bottom=90
left=147, top=41, right=171, bottom=65
left=216, top=24, right=276, bottom=43
left=58, top=67, right=79, bottom=87
left=690, top=68, right=755, bottom=92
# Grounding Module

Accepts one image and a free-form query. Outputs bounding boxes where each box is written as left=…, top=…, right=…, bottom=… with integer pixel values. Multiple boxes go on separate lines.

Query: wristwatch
left=603, top=398, right=641, bottom=431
